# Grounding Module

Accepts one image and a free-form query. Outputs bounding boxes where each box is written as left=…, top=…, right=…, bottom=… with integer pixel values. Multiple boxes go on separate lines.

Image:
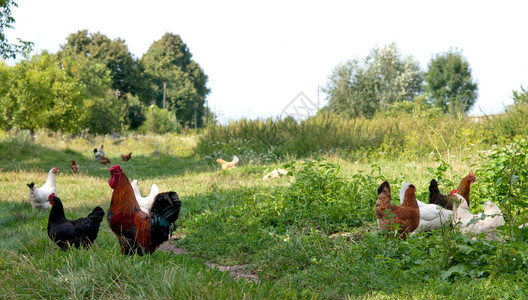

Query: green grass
left=1, top=131, right=528, bottom=299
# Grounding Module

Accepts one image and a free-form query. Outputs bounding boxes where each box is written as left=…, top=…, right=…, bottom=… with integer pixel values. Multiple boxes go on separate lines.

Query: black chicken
left=428, top=179, right=452, bottom=210
left=47, top=193, right=105, bottom=251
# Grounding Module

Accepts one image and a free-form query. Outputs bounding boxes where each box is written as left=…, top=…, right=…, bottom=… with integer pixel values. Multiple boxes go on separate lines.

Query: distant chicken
left=93, top=145, right=104, bottom=161
left=71, top=160, right=80, bottom=174
left=375, top=181, right=420, bottom=239
left=107, top=165, right=182, bottom=255
left=429, top=172, right=476, bottom=210
left=263, top=168, right=288, bottom=180
left=400, top=182, right=452, bottom=232
left=27, top=167, right=59, bottom=209
left=451, top=190, right=504, bottom=240
left=131, top=179, right=160, bottom=213
left=216, top=155, right=239, bottom=170
left=121, top=152, right=132, bottom=162
left=100, top=156, right=111, bottom=165
left=47, top=194, right=105, bottom=251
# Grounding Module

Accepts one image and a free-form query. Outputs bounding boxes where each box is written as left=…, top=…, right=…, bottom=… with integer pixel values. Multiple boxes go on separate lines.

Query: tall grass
left=196, top=106, right=506, bottom=163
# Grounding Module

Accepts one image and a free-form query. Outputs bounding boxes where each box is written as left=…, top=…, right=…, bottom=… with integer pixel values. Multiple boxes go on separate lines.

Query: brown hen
left=375, top=181, right=420, bottom=239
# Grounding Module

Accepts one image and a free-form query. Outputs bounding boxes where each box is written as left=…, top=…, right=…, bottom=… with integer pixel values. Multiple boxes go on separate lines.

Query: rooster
left=71, top=160, right=80, bottom=174
left=131, top=179, right=160, bottom=213
left=27, top=167, right=59, bottom=209
left=429, top=172, right=476, bottom=209
left=216, top=155, right=239, bottom=170
left=451, top=190, right=504, bottom=240
left=47, top=193, right=105, bottom=251
left=94, top=144, right=104, bottom=161
left=400, top=182, right=452, bottom=232
left=375, top=181, right=420, bottom=239
left=107, top=165, right=182, bottom=255
left=121, top=152, right=132, bottom=162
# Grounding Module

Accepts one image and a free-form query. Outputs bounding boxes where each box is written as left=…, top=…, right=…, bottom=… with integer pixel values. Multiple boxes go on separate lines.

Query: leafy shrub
left=259, top=159, right=384, bottom=233
left=138, top=105, right=181, bottom=134
left=473, top=139, right=528, bottom=237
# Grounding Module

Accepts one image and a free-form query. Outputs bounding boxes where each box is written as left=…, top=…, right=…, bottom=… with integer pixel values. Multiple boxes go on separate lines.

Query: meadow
left=1, top=107, right=528, bottom=299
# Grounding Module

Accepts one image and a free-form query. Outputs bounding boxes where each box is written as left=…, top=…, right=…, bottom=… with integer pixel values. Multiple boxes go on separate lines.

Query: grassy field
left=1, top=130, right=528, bottom=299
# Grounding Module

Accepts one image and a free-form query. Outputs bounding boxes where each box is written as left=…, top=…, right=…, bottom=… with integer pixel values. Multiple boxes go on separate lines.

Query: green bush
left=138, top=105, right=181, bottom=134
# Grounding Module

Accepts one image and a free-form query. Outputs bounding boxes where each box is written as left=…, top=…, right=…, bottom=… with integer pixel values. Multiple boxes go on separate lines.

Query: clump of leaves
left=259, top=159, right=385, bottom=234
left=475, top=139, right=528, bottom=238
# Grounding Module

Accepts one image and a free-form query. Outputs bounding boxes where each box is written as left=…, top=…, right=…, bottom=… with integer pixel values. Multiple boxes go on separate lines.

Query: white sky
left=5, top=0, right=528, bottom=122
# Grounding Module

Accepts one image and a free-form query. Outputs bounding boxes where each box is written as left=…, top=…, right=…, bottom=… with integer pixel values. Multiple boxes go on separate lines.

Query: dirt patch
left=159, top=242, right=260, bottom=283
left=206, top=262, right=260, bottom=283
left=158, top=242, right=189, bottom=255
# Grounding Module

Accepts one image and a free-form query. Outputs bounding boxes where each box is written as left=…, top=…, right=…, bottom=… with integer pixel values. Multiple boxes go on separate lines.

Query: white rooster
left=131, top=179, right=160, bottom=213
left=451, top=190, right=504, bottom=240
left=400, top=182, right=452, bottom=232
left=27, top=167, right=59, bottom=209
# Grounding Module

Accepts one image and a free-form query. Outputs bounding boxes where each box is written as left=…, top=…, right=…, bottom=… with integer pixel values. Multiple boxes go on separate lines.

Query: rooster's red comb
left=449, top=190, right=458, bottom=195
left=48, top=193, right=55, bottom=200
left=109, top=165, right=123, bottom=173
left=469, top=172, right=475, bottom=177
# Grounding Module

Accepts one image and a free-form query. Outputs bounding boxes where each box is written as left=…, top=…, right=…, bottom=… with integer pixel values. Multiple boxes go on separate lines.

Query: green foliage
left=140, top=33, right=210, bottom=127
left=324, top=43, right=422, bottom=118
left=474, top=140, right=528, bottom=237
left=424, top=48, right=478, bottom=114
left=0, top=0, right=33, bottom=59
left=485, top=87, right=528, bottom=139
left=512, top=85, right=528, bottom=105
left=60, top=54, right=112, bottom=98
left=125, top=95, right=146, bottom=130
left=266, top=159, right=383, bottom=232
left=197, top=108, right=490, bottom=162
left=138, top=105, right=181, bottom=134
left=84, top=90, right=126, bottom=134
left=59, top=30, right=141, bottom=96
left=0, top=52, right=90, bottom=133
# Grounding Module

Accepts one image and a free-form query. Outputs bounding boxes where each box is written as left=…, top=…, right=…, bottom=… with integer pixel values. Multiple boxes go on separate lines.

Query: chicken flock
left=25, top=142, right=505, bottom=255
left=28, top=145, right=243, bottom=254
left=375, top=172, right=505, bottom=240
left=26, top=144, right=183, bottom=255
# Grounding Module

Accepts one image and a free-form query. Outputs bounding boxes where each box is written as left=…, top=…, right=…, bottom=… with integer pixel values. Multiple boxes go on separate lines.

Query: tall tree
left=324, top=43, right=422, bottom=118
left=0, top=0, right=32, bottom=59
left=424, top=49, right=478, bottom=114
left=140, top=33, right=210, bottom=127
left=0, top=52, right=90, bottom=133
left=59, top=30, right=140, bottom=96
left=60, top=54, right=126, bottom=134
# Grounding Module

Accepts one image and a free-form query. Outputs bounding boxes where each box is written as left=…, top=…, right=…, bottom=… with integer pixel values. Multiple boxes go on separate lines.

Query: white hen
left=131, top=179, right=160, bottom=213
left=93, top=144, right=104, bottom=161
left=263, top=168, right=288, bottom=180
left=400, top=182, right=452, bottom=232
left=27, top=167, right=59, bottom=209
left=451, top=191, right=504, bottom=240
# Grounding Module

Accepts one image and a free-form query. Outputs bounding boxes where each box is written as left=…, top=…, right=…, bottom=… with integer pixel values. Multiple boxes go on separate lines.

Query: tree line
left=0, top=29, right=210, bottom=134
left=323, top=43, right=478, bottom=117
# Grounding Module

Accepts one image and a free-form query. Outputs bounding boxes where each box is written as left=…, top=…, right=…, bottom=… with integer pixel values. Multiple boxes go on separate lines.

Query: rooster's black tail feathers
left=150, top=192, right=182, bottom=246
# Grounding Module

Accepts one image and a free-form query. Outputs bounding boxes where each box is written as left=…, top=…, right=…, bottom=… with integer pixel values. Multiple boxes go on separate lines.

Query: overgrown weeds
left=196, top=104, right=510, bottom=163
